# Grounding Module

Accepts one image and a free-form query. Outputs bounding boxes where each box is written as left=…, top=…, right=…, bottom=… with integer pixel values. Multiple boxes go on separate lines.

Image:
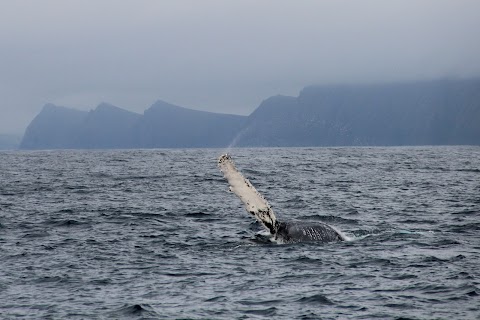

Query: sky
left=1, top=0, right=480, bottom=134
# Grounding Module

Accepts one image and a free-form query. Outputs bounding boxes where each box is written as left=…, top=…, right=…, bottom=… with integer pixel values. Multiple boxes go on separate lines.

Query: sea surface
left=1, top=147, right=479, bottom=319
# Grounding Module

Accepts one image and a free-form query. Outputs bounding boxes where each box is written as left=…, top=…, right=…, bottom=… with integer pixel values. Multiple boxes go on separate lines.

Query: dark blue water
left=1, top=147, right=479, bottom=319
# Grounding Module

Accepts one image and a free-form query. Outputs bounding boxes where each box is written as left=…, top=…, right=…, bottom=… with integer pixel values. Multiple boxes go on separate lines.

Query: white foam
left=330, top=225, right=353, bottom=241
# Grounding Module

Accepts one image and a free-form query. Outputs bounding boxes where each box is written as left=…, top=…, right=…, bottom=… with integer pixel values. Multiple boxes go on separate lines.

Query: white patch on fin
left=218, top=154, right=277, bottom=234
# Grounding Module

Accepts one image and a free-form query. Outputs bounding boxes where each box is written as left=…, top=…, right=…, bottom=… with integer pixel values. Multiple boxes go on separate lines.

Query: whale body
left=218, top=154, right=346, bottom=243
left=275, top=221, right=345, bottom=243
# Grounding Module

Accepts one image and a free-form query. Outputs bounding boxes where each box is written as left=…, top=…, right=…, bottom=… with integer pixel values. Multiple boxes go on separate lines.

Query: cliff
left=234, top=79, right=480, bottom=146
left=20, top=104, right=88, bottom=149
left=19, top=78, right=480, bottom=149
left=134, top=100, right=246, bottom=148
left=20, top=101, right=246, bottom=149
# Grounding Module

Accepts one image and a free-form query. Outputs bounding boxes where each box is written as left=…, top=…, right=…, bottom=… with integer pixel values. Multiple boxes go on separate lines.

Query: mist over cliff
left=0, top=134, right=22, bottom=150
left=20, top=79, right=480, bottom=149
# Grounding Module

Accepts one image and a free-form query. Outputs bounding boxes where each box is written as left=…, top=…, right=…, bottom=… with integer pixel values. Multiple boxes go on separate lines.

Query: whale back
left=275, top=221, right=345, bottom=243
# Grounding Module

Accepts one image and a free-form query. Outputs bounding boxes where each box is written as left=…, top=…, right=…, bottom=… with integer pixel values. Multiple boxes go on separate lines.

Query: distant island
left=20, top=79, right=480, bottom=149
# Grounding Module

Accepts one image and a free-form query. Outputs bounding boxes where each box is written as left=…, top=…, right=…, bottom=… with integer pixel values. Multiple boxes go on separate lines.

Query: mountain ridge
left=20, top=101, right=247, bottom=149
left=19, top=78, right=480, bottom=149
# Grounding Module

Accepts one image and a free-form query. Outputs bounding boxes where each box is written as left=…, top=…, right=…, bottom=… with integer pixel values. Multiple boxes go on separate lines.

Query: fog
left=1, top=0, right=480, bottom=134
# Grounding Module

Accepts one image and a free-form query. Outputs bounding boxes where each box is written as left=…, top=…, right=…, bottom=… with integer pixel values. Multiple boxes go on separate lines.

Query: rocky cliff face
left=134, top=100, right=246, bottom=148
left=19, top=79, right=480, bottom=149
left=233, top=79, right=480, bottom=147
left=20, top=104, right=88, bottom=149
left=75, top=103, right=141, bottom=149
left=20, top=101, right=247, bottom=149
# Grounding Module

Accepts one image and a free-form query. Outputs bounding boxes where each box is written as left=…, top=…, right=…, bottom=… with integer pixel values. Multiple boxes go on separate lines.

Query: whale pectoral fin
left=218, top=154, right=278, bottom=234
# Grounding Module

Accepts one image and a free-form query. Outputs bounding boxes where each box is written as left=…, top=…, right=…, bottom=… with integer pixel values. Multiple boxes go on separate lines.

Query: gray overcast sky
left=1, top=0, right=480, bottom=134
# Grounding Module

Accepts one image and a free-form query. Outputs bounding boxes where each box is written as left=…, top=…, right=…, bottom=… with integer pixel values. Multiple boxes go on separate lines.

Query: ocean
left=0, top=147, right=479, bottom=319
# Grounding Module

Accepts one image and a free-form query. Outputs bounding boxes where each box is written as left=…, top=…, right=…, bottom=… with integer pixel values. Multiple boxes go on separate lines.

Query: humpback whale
left=218, top=154, right=347, bottom=243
